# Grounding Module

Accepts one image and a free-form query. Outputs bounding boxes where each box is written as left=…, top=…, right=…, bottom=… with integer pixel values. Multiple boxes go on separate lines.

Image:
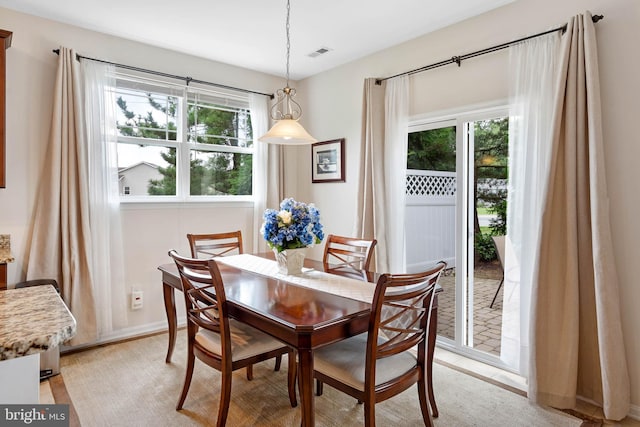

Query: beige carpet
left=58, top=331, right=581, bottom=427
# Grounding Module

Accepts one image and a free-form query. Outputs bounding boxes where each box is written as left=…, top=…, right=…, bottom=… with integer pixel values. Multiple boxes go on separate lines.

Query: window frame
left=113, top=73, right=256, bottom=204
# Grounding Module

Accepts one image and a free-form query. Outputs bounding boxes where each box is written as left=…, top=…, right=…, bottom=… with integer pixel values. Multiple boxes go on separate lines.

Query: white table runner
left=215, top=254, right=376, bottom=304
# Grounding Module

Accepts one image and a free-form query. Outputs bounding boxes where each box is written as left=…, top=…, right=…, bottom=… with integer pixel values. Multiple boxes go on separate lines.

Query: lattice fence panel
left=406, top=171, right=456, bottom=197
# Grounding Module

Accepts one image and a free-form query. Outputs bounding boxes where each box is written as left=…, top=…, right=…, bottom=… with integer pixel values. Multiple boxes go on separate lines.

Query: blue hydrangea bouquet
left=261, top=198, right=324, bottom=253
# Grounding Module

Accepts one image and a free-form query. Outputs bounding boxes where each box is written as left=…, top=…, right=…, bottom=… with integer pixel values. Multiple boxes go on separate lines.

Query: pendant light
left=259, top=0, right=317, bottom=145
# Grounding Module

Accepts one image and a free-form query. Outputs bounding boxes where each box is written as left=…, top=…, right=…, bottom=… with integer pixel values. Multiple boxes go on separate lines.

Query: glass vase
left=274, top=248, right=306, bottom=275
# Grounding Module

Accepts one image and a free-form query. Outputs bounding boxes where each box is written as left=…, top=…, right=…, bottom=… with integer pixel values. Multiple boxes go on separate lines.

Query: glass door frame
left=410, top=102, right=519, bottom=373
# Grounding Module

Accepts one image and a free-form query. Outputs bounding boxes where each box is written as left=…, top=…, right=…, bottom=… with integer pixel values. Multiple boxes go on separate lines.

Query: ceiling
left=0, top=0, right=515, bottom=80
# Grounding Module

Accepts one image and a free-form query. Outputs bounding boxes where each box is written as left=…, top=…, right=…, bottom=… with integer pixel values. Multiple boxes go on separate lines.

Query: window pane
left=407, top=126, right=456, bottom=171
left=471, top=117, right=508, bottom=357
left=190, top=150, right=252, bottom=196
left=117, top=144, right=176, bottom=196
left=405, top=124, right=457, bottom=342
left=187, top=100, right=252, bottom=148
left=116, top=88, right=178, bottom=141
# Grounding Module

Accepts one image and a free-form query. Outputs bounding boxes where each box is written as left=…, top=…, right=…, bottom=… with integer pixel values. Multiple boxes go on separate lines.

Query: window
left=114, top=75, right=253, bottom=201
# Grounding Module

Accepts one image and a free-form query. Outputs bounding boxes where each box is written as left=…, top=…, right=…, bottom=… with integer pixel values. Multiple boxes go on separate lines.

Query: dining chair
left=315, top=234, right=377, bottom=393
left=187, top=230, right=244, bottom=259
left=168, top=250, right=297, bottom=426
left=312, top=261, right=446, bottom=427
left=489, top=235, right=505, bottom=308
left=323, top=234, right=377, bottom=274
left=187, top=230, right=282, bottom=376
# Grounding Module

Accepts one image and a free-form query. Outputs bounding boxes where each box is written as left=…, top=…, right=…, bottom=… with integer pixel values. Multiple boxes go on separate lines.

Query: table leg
left=0, top=263, right=7, bottom=290
left=163, top=281, right=177, bottom=363
left=427, top=302, right=438, bottom=417
left=297, top=348, right=315, bottom=427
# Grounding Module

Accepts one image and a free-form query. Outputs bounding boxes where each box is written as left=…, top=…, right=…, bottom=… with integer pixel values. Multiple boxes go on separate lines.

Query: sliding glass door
left=406, top=106, right=516, bottom=371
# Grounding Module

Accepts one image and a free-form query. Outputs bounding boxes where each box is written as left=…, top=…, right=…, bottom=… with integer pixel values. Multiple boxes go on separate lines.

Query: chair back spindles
left=169, top=251, right=229, bottom=344
left=323, top=234, right=377, bottom=274
left=370, top=265, right=444, bottom=362
left=187, top=231, right=243, bottom=259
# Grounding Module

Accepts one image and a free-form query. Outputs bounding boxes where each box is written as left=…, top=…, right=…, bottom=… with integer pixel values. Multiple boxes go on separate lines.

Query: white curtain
left=355, top=76, right=409, bottom=273
left=503, top=32, right=560, bottom=375
left=529, top=12, right=630, bottom=420
left=83, top=60, right=128, bottom=336
left=250, top=93, right=281, bottom=252
left=384, top=76, right=409, bottom=272
left=27, top=48, right=129, bottom=343
left=27, top=48, right=97, bottom=345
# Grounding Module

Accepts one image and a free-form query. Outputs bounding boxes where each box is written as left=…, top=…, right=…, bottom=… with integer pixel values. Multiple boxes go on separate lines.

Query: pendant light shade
left=259, top=119, right=316, bottom=145
left=258, top=0, right=316, bottom=145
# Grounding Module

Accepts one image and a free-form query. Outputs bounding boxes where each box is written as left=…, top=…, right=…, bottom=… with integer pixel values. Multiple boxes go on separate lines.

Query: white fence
left=405, top=170, right=456, bottom=272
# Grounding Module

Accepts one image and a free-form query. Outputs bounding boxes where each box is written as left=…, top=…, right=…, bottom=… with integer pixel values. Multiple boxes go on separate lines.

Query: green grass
left=476, top=206, right=491, bottom=215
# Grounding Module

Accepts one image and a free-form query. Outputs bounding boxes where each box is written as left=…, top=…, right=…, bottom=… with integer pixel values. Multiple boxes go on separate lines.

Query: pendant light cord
left=285, top=0, right=291, bottom=88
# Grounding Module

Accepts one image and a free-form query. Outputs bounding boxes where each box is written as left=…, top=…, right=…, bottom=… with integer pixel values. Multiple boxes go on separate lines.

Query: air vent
left=308, top=47, right=332, bottom=58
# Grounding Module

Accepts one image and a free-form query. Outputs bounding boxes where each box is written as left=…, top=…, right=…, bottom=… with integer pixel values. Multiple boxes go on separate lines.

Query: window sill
left=118, top=199, right=253, bottom=210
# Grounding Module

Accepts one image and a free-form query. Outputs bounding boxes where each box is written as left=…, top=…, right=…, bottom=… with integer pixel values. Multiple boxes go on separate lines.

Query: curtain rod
left=52, top=49, right=274, bottom=99
left=376, top=14, right=604, bottom=84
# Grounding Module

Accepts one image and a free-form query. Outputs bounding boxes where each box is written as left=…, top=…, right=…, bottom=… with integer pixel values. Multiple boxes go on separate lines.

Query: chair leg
left=418, top=375, right=435, bottom=427
left=489, top=278, right=504, bottom=308
left=176, top=347, right=196, bottom=410
left=363, top=401, right=375, bottom=427
left=274, top=355, right=282, bottom=372
left=216, top=371, right=232, bottom=427
left=246, top=364, right=253, bottom=380
left=316, top=379, right=323, bottom=396
left=427, top=360, right=438, bottom=418
left=287, top=351, right=297, bottom=407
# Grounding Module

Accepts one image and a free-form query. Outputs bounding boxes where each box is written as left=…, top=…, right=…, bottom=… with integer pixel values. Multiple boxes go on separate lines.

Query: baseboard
left=60, top=319, right=187, bottom=354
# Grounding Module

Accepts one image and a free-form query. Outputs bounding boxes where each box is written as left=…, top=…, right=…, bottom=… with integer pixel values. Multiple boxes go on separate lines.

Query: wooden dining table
left=159, top=253, right=441, bottom=426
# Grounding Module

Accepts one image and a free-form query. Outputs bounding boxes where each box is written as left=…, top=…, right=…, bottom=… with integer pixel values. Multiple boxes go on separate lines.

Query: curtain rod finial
left=592, top=14, right=604, bottom=23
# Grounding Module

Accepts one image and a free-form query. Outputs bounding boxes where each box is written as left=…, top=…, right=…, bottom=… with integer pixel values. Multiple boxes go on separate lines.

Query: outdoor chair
left=489, top=235, right=505, bottom=308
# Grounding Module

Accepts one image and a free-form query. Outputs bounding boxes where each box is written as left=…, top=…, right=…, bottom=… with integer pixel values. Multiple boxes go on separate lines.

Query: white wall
left=296, top=0, right=640, bottom=414
left=0, top=7, right=284, bottom=335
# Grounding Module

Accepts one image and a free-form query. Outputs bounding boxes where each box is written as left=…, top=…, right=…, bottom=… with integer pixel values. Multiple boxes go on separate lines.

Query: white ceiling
left=0, top=0, right=515, bottom=80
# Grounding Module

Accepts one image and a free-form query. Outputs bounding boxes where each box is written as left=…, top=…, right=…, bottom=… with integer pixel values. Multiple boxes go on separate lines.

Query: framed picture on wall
left=312, top=138, right=345, bottom=183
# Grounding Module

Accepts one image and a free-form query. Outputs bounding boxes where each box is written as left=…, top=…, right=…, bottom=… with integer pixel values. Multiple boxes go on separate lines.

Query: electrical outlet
left=131, top=289, right=143, bottom=310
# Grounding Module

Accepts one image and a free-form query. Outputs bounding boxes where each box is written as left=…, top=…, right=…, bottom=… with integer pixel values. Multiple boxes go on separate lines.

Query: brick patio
left=436, top=268, right=504, bottom=356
